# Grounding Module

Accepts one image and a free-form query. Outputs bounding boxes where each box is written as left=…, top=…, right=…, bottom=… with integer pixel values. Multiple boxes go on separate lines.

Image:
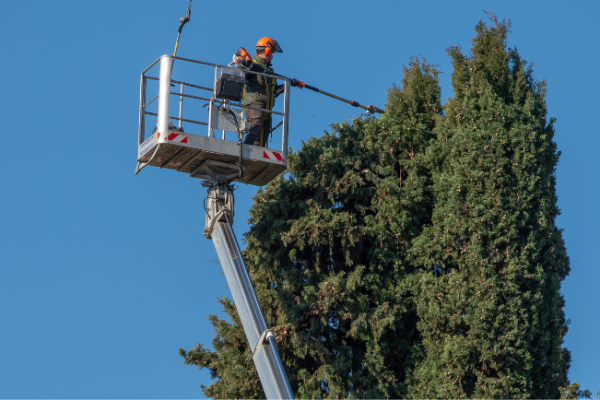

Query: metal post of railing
left=282, top=79, right=290, bottom=159
left=207, top=66, right=219, bottom=137
left=207, top=98, right=214, bottom=137
left=222, top=100, right=227, bottom=140
left=179, top=83, right=184, bottom=130
left=138, top=74, right=147, bottom=146
left=157, top=55, right=172, bottom=140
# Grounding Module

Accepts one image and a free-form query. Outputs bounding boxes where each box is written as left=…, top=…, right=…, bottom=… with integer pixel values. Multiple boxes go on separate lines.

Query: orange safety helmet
left=256, top=37, right=283, bottom=57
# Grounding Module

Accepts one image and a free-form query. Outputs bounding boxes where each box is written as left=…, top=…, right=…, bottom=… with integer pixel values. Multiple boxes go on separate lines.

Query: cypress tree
left=407, top=14, right=570, bottom=399
left=180, top=59, right=442, bottom=398
left=180, top=14, right=571, bottom=399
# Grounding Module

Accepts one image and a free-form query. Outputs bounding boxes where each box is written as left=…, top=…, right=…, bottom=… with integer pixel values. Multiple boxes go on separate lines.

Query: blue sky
left=1, top=0, right=598, bottom=398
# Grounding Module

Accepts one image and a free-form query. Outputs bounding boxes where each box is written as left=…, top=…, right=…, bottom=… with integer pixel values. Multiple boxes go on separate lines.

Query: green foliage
left=408, top=13, right=569, bottom=399
left=559, top=382, right=595, bottom=400
left=180, top=13, right=571, bottom=399
left=179, top=297, right=264, bottom=399
left=181, top=58, right=442, bottom=399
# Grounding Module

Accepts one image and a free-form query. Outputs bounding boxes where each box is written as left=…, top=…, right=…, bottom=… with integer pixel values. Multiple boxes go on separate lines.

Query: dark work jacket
left=239, top=56, right=284, bottom=108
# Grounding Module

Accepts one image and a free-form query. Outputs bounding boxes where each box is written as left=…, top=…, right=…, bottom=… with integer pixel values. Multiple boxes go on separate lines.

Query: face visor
left=271, top=40, right=283, bottom=53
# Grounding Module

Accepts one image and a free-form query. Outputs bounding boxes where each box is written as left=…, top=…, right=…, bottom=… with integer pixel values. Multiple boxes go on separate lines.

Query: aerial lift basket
left=136, top=54, right=290, bottom=186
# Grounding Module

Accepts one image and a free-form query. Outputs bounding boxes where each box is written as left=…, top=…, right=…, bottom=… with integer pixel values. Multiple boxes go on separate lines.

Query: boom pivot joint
left=203, top=179, right=235, bottom=238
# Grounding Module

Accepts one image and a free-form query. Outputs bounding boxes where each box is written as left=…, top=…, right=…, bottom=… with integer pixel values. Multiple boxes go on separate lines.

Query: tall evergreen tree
left=407, top=14, right=570, bottom=399
left=180, top=15, right=571, bottom=399
left=180, top=59, right=442, bottom=399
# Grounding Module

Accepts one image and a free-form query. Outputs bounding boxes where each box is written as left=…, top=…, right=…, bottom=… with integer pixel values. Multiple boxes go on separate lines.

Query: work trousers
left=243, top=102, right=272, bottom=146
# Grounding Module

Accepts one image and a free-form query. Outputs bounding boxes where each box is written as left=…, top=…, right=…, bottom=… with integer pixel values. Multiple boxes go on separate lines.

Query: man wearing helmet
left=237, top=37, right=302, bottom=146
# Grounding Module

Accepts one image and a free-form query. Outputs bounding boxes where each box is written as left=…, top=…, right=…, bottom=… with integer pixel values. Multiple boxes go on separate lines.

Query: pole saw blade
left=178, top=0, right=192, bottom=32
left=173, top=0, right=192, bottom=57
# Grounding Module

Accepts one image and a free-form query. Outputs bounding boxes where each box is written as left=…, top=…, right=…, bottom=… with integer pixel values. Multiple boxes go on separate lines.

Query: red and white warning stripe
left=157, top=132, right=188, bottom=144
left=263, top=149, right=285, bottom=163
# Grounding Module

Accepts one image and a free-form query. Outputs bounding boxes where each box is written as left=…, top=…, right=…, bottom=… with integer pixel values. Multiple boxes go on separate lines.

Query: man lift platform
left=136, top=54, right=289, bottom=186
left=135, top=53, right=294, bottom=399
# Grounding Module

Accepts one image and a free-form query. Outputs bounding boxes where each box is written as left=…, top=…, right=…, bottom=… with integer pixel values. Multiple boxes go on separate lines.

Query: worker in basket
left=235, top=37, right=304, bottom=147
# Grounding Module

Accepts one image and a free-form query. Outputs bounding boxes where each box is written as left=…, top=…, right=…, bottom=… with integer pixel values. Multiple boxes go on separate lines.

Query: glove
left=291, top=79, right=305, bottom=89
left=249, top=62, right=264, bottom=72
left=239, top=58, right=252, bottom=68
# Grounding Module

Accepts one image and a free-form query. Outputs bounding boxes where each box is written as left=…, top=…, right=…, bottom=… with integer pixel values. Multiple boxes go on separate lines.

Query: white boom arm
left=205, top=181, right=294, bottom=399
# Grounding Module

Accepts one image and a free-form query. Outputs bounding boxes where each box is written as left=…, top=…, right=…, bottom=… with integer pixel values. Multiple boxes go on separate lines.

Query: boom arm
left=204, top=181, right=294, bottom=399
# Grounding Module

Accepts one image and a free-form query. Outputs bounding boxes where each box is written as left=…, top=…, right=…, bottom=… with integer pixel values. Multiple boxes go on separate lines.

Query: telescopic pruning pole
left=273, top=71, right=384, bottom=114
left=235, top=49, right=383, bottom=114
left=301, top=82, right=384, bottom=114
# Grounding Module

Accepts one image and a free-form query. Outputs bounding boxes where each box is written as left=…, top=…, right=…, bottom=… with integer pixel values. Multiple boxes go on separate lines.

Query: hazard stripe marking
left=160, top=132, right=188, bottom=144
left=262, top=149, right=285, bottom=163
left=155, top=132, right=187, bottom=144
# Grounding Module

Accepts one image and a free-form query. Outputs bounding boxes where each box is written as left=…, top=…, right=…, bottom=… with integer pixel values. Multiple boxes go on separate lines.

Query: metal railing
left=138, top=55, right=291, bottom=159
